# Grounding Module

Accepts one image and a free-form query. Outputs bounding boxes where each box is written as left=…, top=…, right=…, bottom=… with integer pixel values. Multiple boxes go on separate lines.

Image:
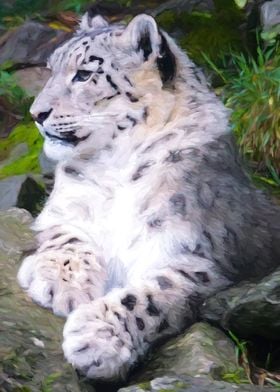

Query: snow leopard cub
left=17, top=11, right=280, bottom=381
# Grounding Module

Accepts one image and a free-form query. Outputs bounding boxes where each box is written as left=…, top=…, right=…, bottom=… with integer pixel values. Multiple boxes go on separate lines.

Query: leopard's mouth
left=45, top=131, right=90, bottom=146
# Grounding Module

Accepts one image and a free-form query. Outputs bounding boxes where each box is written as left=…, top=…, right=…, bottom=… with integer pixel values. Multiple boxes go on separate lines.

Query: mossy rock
left=0, top=208, right=94, bottom=391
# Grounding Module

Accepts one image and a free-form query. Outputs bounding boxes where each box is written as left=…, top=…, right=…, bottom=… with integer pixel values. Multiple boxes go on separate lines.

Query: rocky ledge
left=0, top=208, right=278, bottom=391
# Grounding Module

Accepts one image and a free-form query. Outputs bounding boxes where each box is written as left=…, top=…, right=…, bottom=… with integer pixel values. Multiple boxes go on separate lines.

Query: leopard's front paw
left=17, top=248, right=106, bottom=317
left=63, top=301, right=135, bottom=380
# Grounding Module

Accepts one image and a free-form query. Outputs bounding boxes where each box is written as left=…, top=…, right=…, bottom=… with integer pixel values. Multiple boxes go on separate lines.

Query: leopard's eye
left=72, top=70, right=93, bottom=82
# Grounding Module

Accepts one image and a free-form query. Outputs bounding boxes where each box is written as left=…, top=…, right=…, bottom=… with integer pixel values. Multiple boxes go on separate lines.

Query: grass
left=222, top=331, right=251, bottom=384
left=227, top=331, right=280, bottom=389
left=204, top=44, right=280, bottom=188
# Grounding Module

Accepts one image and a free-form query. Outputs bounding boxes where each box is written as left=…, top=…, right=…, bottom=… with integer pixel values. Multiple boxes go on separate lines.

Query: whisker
left=75, top=113, right=119, bottom=119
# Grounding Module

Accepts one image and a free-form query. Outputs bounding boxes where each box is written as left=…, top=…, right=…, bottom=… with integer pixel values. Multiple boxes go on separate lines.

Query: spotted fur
left=18, top=12, right=280, bottom=381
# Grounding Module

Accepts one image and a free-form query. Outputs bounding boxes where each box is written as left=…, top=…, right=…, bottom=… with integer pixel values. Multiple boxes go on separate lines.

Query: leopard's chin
left=43, top=138, right=75, bottom=162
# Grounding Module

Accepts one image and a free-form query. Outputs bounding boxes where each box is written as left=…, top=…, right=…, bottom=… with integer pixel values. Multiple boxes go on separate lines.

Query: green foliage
left=0, top=122, right=43, bottom=179
left=222, top=368, right=249, bottom=384
left=0, top=62, right=33, bottom=117
left=0, top=0, right=82, bottom=24
left=0, top=0, right=46, bottom=26
left=234, top=0, right=248, bottom=9
left=223, top=331, right=251, bottom=384
left=204, top=45, right=280, bottom=184
left=55, top=0, right=89, bottom=13
left=226, top=48, right=280, bottom=177
left=261, top=25, right=280, bottom=46
left=157, top=1, right=246, bottom=64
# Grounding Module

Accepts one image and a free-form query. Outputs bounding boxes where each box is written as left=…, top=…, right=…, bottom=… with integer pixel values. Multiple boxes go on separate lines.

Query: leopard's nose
left=31, top=109, right=53, bottom=125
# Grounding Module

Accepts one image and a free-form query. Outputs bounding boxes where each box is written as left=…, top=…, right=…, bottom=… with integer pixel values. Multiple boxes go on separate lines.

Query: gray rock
left=0, top=175, right=26, bottom=210
left=0, top=209, right=277, bottom=391
left=131, top=323, right=240, bottom=382
left=0, top=175, right=46, bottom=214
left=119, top=375, right=276, bottom=392
left=261, top=0, right=280, bottom=31
left=200, top=268, right=280, bottom=339
left=0, top=208, right=90, bottom=391
left=0, top=21, right=70, bottom=66
left=14, top=66, right=51, bottom=97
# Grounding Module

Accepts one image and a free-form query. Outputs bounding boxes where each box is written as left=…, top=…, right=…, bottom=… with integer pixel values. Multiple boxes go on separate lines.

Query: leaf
left=234, top=0, right=248, bottom=9
left=48, top=21, right=72, bottom=32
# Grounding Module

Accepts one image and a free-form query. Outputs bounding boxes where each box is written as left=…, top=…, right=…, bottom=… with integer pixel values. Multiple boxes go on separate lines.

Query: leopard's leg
left=17, top=225, right=107, bottom=317
left=62, top=261, right=229, bottom=380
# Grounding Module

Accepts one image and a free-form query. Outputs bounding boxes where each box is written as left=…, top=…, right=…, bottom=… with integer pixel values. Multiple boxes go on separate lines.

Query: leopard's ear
left=122, top=14, right=176, bottom=83
left=79, top=11, right=108, bottom=32
left=123, top=14, right=161, bottom=60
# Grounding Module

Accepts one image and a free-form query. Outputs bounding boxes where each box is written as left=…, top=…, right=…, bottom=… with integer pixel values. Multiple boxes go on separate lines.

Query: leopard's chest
left=80, top=159, right=170, bottom=276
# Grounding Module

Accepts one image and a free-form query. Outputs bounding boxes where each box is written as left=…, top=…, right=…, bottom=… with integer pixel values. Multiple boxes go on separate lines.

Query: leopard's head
left=31, top=12, right=177, bottom=161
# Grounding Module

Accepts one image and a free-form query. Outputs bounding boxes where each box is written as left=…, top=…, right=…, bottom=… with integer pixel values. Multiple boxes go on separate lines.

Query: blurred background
left=0, top=0, right=279, bottom=216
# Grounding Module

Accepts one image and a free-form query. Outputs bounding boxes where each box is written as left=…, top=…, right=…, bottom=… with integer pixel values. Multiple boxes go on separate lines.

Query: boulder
left=0, top=208, right=84, bottom=391
left=260, top=0, right=280, bottom=43
left=120, top=375, right=276, bottom=392
left=0, top=175, right=47, bottom=215
left=200, top=269, right=280, bottom=340
left=0, top=21, right=71, bottom=66
left=131, top=323, right=241, bottom=382
left=0, top=175, right=26, bottom=210
left=0, top=208, right=276, bottom=391
left=261, top=0, right=280, bottom=31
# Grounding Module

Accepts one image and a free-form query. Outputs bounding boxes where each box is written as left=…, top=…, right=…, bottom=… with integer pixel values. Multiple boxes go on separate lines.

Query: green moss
left=41, top=372, right=63, bottom=392
left=2, top=350, right=34, bottom=381
left=0, top=122, right=43, bottom=179
left=136, top=382, right=151, bottom=391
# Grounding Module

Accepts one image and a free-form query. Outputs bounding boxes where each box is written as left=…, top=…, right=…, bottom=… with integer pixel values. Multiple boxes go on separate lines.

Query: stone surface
left=0, top=21, right=70, bottom=66
left=0, top=208, right=90, bottom=391
left=120, top=375, right=276, bottom=392
left=0, top=175, right=46, bottom=214
left=0, top=175, right=26, bottom=210
left=0, top=209, right=277, bottom=391
left=200, top=268, right=280, bottom=340
left=261, top=0, right=280, bottom=31
left=131, top=323, right=240, bottom=382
